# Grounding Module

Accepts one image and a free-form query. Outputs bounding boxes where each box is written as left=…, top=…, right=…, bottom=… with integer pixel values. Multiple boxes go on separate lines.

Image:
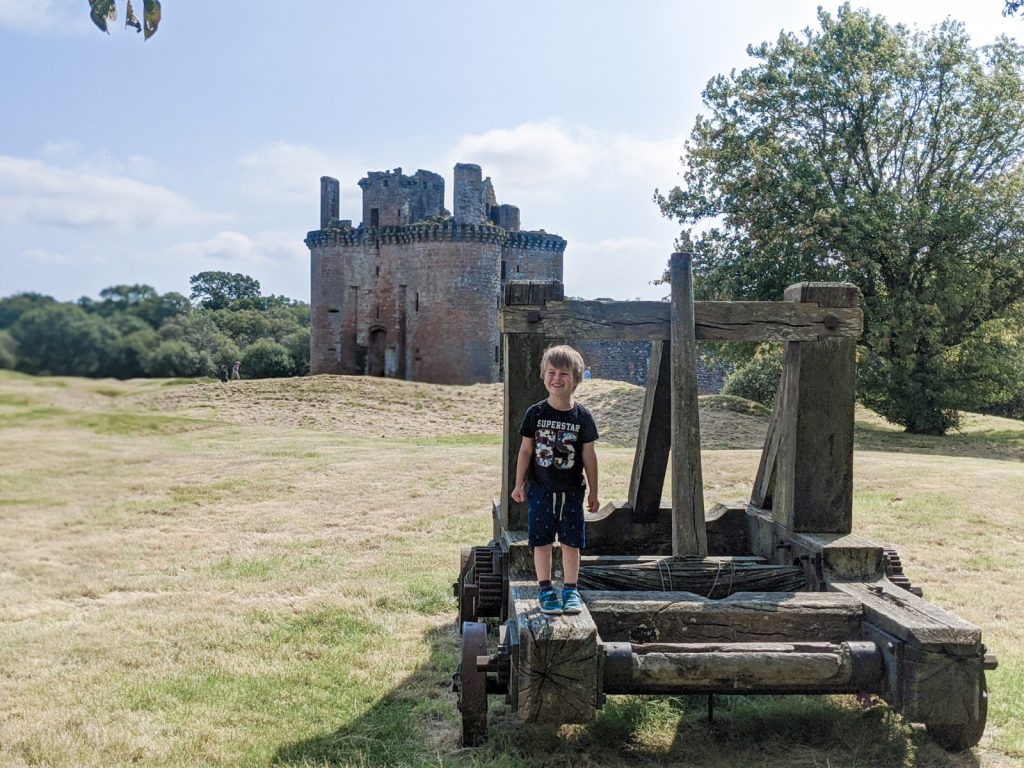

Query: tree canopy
left=657, top=4, right=1024, bottom=434
left=189, top=271, right=263, bottom=311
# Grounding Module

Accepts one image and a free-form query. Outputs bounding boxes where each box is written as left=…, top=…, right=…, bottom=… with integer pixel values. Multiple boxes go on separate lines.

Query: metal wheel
left=459, top=621, right=489, bottom=747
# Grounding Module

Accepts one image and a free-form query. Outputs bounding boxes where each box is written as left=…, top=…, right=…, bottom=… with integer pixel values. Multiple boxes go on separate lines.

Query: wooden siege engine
left=454, top=253, right=995, bottom=751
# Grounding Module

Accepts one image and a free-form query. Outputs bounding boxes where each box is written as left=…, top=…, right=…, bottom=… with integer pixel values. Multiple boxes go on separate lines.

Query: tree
left=144, top=339, right=212, bottom=378
left=0, top=293, right=56, bottom=329
left=657, top=5, right=1024, bottom=434
left=189, top=272, right=262, bottom=311
left=10, top=304, right=121, bottom=377
left=0, top=330, right=18, bottom=370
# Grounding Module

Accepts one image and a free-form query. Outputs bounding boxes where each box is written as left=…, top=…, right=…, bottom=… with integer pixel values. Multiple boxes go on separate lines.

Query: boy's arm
left=582, top=441, right=599, bottom=513
left=511, top=437, right=533, bottom=503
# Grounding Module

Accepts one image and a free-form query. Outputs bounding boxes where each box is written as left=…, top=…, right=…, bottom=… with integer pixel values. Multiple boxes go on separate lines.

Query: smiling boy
left=511, top=344, right=599, bottom=615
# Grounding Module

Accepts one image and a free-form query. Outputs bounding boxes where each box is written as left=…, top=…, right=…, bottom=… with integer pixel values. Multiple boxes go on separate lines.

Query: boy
left=511, top=345, right=599, bottom=616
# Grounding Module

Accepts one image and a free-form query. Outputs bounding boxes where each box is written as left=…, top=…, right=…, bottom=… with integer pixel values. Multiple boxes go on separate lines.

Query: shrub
left=241, top=339, right=294, bottom=379
left=721, top=346, right=783, bottom=406
left=145, top=340, right=213, bottom=378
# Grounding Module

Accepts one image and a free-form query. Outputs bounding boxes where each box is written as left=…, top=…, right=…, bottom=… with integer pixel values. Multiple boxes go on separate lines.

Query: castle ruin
left=306, top=163, right=566, bottom=385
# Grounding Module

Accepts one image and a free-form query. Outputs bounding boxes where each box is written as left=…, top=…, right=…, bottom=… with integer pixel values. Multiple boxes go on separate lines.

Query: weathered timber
left=745, top=505, right=884, bottom=587
left=830, top=580, right=981, bottom=650
left=501, top=280, right=565, bottom=530
left=510, top=579, right=599, bottom=724
left=750, top=367, right=787, bottom=509
left=705, top=502, right=751, bottom=556
left=837, top=580, right=986, bottom=729
left=602, top=639, right=883, bottom=694
left=628, top=340, right=672, bottom=522
left=584, top=502, right=673, bottom=555
left=578, top=557, right=805, bottom=596
left=670, top=253, right=707, bottom=556
left=768, top=282, right=858, bottom=532
left=585, top=590, right=864, bottom=644
left=498, top=300, right=864, bottom=341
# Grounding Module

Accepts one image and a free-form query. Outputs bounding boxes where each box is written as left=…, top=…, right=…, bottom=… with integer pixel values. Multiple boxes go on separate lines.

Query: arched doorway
left=367, top=326, right=387, bottom=377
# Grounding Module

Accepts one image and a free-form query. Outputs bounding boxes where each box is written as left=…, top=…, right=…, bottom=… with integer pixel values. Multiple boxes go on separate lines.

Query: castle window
left=328, top=309, right=339, bottom=313
left=376, top=305, right=380, bottom=319
left=501, top=261, right=506, bottom=279
left=370, top=208, right=379, bottom=227
left=495, top=345, right=500, bottom=364
left=415, top=292, right=419, bottom=311
left=517, top=264, right=520, bottom=273
left=376, top=266, right=380, bottom=276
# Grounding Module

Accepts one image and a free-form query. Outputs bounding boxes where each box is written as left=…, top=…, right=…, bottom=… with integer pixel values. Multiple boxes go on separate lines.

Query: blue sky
left=0, top=1, right=1016, bottom=303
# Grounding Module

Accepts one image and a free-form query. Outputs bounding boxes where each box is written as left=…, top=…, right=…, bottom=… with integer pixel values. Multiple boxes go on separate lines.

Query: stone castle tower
left=305, top=163, right=566, bottom=384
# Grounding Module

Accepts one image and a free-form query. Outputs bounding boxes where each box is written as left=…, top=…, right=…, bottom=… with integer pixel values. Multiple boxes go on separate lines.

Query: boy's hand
left=511, top=485, right=525, bottom=503
left=588, top=494, right=600, bottom=513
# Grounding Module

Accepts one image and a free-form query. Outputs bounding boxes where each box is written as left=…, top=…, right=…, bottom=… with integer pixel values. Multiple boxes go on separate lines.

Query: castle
left=305, top=164, right=566, bottom=384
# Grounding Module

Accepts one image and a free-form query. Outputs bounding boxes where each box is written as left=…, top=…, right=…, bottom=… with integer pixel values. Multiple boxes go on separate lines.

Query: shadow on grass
left=270, top=620, right=986, bottom=768
left=853, top=422, right=1024, bottom=463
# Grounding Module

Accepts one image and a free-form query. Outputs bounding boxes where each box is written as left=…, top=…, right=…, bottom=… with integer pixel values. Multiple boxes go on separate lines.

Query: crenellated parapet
left=306, top=222, right=564, bottom=250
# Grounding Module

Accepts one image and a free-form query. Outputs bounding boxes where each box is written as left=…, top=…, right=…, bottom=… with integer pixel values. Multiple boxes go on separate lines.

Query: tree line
left=0, top=272, right=309, bottom=380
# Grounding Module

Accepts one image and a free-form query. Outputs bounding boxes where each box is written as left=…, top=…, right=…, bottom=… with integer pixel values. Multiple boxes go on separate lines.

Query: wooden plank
left=780, top=282, right=858, bottom=533
left=627, top=340, right=672, bottom=521
left=750, top=362, right=788, bottom=509
left=498, top=300, right=863, bottom=341
left=670, top=253, right=707, bottom=556
left=830, top=580, right=981, bottom=651
left=583, top=502, right=673, bottom=555
left=585, top=590, right=864, bottom=644
left=501, top=281, right=565, bottom=531
left=510, top=579, right=599, bottom=724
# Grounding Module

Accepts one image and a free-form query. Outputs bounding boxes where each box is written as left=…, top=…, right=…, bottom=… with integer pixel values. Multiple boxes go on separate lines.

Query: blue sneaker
left=538, top=588, right=563, bottom=615
left=561, top=588, right=583, bottom=615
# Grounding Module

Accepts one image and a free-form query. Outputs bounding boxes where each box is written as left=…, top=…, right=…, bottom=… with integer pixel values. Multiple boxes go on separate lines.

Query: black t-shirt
left=519, top=399, right=599, bottom=492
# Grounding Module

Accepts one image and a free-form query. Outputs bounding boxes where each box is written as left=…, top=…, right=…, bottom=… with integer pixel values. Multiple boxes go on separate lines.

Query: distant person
left=231, top=361, right=241, bottom=380
left=218, top=365, right=229, bottom=383
left=512, top=345, right=599, bottom=616
left=583, top=366, right=592, bottom=381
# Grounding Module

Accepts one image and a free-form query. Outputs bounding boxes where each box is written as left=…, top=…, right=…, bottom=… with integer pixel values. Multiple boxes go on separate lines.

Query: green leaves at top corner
left=89, top=0, right=116, bottom=34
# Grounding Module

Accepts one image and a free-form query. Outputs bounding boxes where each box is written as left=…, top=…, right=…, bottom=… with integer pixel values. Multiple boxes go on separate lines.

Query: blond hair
left=539, top=344, right=585, bottom=386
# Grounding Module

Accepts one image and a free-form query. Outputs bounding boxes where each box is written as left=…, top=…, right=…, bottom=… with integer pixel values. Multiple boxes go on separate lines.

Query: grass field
left=1, top=370, right=1021, bottom=768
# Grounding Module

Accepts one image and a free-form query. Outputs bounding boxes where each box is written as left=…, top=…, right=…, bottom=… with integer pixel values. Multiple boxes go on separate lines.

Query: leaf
left=143, top=0, right=161, bottom=40
left=89, top=0, right=116, bottom=34
left=125, top=0, right=142, bottom=33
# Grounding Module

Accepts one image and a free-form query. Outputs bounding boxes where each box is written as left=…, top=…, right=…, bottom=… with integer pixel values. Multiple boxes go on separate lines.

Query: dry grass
left=0, top=370, right=1021, bottom=767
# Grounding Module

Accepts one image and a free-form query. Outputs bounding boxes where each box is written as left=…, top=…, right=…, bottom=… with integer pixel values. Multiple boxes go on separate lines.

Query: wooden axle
left=602, top=640, right=884, bottom=695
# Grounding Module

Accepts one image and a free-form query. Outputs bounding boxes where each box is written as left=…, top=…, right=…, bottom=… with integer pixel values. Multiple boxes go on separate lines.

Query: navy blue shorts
left=527, top=483, right=586, bottom=548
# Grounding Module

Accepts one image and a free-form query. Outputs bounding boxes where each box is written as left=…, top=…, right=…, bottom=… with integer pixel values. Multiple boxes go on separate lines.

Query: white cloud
left=0, top=154, right=225, bottom=231
left=0, top=0, right=87, bottom=33
left=239, top=143, right=367, bottom=206
left=444, top=120, right=687, bottom=203
left=166, top=230, right=306, bottom=265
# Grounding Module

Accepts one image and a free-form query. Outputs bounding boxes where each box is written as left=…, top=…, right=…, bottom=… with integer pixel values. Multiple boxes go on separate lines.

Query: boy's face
left=543, top=364, right=577, bottom=397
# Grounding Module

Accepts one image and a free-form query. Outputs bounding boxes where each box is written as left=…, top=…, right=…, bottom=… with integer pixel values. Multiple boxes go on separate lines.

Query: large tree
left=189, top=272, right=262, bottom=311
left=658, top=4, right=1024, bottom=434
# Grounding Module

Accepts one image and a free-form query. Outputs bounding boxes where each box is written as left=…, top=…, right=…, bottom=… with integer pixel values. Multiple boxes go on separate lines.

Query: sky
left=0, top=1, right=1018, bottom=304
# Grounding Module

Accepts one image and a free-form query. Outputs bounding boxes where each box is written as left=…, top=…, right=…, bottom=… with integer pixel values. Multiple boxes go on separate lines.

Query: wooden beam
left=510, top=580, right=599, bottom=724
left=585, top=590, right=864, bottom=644
left=498, top=300, right=863, bottom=341
left=627, top=340, right=672, bottom=521
left=670, top=253, right=707, bottom=556
left=501, top=281, right=564, bottom=531
left=776, top=282, right=859, bottom=533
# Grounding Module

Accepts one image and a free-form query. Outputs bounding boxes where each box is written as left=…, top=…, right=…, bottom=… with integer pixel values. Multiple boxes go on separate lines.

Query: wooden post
left=775, top=282, right=859, bottom=533
left=501, top=280, right=565, bottom=531
left=628, top=340, right=671, bottom=522
left=670, top=253, right=707, bottom=556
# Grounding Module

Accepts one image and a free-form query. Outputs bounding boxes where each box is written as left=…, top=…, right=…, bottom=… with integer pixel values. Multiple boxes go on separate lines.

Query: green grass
left=0, top=372, right=1020, bottom=768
